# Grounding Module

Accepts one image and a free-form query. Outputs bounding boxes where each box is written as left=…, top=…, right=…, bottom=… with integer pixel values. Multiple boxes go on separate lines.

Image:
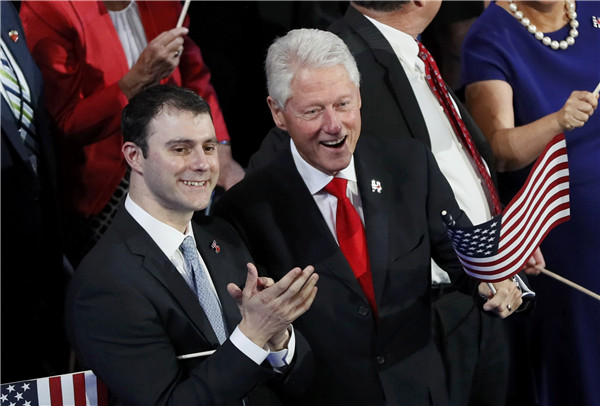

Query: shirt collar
left=125, top=194, right=194, bottom=259
left=290, top=138, right=357, bottom=195
left=364, top=15, right=424, bottom=75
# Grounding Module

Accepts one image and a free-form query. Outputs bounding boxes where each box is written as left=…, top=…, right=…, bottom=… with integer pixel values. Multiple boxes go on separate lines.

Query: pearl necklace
left=508, top=0, right=579, bottom=50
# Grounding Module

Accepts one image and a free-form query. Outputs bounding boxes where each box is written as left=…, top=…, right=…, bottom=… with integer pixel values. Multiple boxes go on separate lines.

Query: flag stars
left=5, top=385, right=14, bottom=393
left=23, top=401, right=32, bottom=406
left=14, top=393, right=23, bottom=401
left=0, top=394, right=7, bottom=401
left=20, top=384, right=29, bottom=392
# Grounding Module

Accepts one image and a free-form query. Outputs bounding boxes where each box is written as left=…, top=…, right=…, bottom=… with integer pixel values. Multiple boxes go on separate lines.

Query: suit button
left=376, top=355, right=385, bottom=365
left=358, top=306, right=369, bottom=316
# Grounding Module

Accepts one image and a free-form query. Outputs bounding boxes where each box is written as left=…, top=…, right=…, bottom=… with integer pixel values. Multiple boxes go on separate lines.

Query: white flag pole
left=176, top=0, right=192, bottom=28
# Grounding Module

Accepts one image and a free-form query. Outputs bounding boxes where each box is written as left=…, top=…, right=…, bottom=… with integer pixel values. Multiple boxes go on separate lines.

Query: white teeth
left=183, top=180, right=205, bottom=187
left=322, top=136, right=346, bottom=146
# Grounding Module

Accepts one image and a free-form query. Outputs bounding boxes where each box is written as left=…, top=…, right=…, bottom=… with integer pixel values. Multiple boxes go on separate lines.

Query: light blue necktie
left=179, top=236, right=228, bottom=343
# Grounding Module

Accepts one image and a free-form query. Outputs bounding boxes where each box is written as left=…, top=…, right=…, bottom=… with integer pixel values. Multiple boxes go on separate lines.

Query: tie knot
left=415, top=40, right=433, bottom=65
left=179, top=235, right=196, bottom=257
left=324, top=177, right=348, bottom=200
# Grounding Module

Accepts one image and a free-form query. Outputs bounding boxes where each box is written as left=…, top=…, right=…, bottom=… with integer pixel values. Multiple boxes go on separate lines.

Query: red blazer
left=20, top=1, right=230, bottom=216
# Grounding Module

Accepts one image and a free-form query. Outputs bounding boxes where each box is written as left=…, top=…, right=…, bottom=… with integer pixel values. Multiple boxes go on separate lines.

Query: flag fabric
left=444, top=133, right=570, bottom=282
left=0, top=370, right=108, bottom=406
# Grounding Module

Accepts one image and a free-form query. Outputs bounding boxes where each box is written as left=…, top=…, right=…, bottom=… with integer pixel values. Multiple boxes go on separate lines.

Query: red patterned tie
left=325, top=178, right=377, bottom=316
left=417, top=41, right=502, bottom=216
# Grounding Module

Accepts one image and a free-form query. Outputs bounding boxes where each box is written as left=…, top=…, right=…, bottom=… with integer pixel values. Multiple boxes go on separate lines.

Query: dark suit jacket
left=1, top=1, right=69, bottom=382
left=216, top=136, right=476, bottom=405
left=66, top=208, right=313, bottom=406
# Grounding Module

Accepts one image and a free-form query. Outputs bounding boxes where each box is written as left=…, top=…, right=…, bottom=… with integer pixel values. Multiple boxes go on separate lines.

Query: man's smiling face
left=270, top=64, right=362, bottom=176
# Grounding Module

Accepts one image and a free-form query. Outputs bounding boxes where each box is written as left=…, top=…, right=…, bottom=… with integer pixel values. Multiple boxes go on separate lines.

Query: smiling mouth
left=320, top=135, right=347, bottom=148
left=182, top=180, right=207, bottom=187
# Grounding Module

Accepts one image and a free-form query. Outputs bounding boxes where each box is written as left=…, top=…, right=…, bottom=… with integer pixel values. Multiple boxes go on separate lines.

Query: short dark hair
left=352, top=1, right=408, bottom=12
left=121, top=85, right=212, bottom=157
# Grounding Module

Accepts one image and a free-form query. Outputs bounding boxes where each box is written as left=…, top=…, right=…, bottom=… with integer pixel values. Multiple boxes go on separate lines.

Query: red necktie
left=417, top=41, right=502, bottom=216
left=325, top=178, right=377, bottom=316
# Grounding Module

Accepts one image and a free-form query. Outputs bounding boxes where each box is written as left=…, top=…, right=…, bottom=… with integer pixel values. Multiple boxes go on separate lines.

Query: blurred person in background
left=1, top=1, right=70, bottom=382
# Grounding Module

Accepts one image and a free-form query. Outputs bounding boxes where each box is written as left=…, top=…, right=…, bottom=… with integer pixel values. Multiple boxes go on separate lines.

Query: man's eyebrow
left=165, top=139, right=194, bottom=147
left=164, top=137, right=218, bottom=147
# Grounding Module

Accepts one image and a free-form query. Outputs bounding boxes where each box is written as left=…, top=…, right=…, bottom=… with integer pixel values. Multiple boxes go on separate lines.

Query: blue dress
left=461, top=2, right=600, bottom=406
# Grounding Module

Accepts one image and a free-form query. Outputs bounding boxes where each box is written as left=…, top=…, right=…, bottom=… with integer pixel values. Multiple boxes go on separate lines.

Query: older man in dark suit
left=215, top=28, right=523, bottom=405
left=247, top=3, right=539, bottom=405
left=65, top=85, right=317, bottom=405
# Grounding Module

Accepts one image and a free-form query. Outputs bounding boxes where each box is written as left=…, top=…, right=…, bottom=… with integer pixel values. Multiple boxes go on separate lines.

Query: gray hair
left=265, top=28, right=361, bottom=109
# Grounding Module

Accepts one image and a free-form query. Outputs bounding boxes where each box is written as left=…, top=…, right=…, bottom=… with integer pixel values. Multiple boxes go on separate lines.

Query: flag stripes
left=446, top=134, right=570, bottom=282
left=1, top=370, right=108, bottom=406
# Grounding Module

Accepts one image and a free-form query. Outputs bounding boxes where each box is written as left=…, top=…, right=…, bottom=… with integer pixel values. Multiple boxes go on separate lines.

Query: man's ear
left=267, top=96, right=288, bottom=131
left=122, top=142, right=143, bottom=173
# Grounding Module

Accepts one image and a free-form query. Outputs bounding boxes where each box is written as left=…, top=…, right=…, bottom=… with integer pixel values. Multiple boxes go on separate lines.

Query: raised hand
left=556, top=90, right=598, bottom=131
left=118, top=27, right=189, bottom=99
left=227, top=263, right=318, bottom=349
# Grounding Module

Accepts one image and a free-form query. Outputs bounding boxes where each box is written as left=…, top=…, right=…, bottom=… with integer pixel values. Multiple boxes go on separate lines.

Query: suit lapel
left=344, top=7, right=431, bottom=147
left=114, top=209, right=220, bottom=346
left=354, top=140, right=392, bottom=306
left=1, top=8, right=39, bottom=174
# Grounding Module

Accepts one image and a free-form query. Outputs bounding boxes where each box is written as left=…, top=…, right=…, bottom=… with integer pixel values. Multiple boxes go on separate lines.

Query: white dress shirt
left=291, top=140, right=364, bottom=245
left=366, top=17, right=493, bottom=284
left=107, top=1, right=147, bottom=69
left=125, top=195, right=294, bottom=368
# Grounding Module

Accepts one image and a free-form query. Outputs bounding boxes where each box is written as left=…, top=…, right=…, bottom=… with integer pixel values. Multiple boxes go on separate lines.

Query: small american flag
left=0, top=370, right=107, bottom=406
left=444, top=134, right=570, bottom=282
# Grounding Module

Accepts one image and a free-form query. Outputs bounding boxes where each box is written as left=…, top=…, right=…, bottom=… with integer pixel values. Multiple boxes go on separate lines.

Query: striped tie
left=0, top=44, right=39, bottom=157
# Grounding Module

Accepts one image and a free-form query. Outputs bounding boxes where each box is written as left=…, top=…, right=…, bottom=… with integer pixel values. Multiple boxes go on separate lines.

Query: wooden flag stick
left=176, top=0, right=192, bottom=28
left=541, top=268, right=600, bottom=301
left=593, top=81, right=600, bottom=97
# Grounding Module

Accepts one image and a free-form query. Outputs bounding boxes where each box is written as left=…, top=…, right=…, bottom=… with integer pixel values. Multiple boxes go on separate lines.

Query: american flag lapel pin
left=210, top=240, right=221, bottom=254
left=371, top=179, right=382, bottom=193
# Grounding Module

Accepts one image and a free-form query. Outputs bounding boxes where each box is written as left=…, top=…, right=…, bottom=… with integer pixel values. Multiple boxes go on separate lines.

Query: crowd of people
left=2, top=1, right=598, bottom=405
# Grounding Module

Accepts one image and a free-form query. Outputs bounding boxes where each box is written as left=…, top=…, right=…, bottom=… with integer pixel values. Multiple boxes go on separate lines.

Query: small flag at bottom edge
left=0, top=370, right=108, bottom=406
